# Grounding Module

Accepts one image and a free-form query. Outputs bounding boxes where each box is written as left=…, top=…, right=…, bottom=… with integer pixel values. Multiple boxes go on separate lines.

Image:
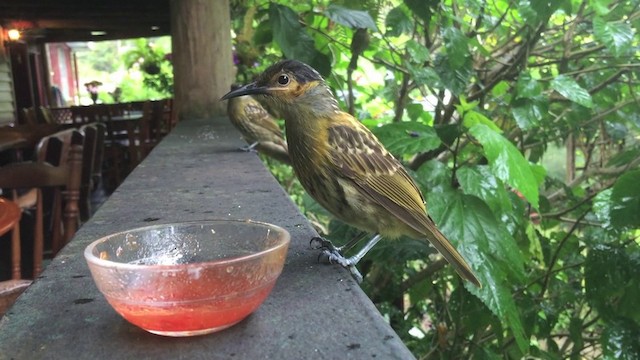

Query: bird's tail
left=425, top=226, right=481, bottom=287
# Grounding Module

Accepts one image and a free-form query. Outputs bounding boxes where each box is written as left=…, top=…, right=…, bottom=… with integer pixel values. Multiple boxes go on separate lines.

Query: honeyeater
left=226, top=86, right=290, bottom=164
left=222, top=60, right=481, bottom=287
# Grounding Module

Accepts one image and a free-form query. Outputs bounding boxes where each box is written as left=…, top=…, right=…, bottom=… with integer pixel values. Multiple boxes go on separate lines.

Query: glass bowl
left=84, top=220, right=290, bottom=337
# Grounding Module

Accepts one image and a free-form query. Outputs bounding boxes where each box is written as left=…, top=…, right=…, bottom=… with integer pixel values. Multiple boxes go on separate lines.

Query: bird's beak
left=221, top=82, right=268, bottom=100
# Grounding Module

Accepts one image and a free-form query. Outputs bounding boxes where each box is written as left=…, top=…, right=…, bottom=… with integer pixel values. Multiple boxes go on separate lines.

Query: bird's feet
left=309, top=237, right=364, bottom=283
left=239, top=142, right=259, bottom=152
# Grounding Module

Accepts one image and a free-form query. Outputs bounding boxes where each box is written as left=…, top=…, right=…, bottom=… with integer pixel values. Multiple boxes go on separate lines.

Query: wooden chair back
left=70, top=106, right=96, bottom=125
left=78, top=123, right=105, bottom=222
left=21, top=108, right=37, bottom=126
left=38, top=106, right=56, bottom=125
left=0, top=130, right=83, bottom=277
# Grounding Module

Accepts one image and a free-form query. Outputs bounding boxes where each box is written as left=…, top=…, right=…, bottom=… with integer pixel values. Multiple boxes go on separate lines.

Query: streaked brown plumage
left=226, top=91, right=290, bottom=164
left=222, top=60, right=481, bottom=287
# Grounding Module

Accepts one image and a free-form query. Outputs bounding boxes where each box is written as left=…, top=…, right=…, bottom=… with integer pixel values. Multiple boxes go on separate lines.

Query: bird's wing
left=326, top=119, right=431, bottom=235
left=244, top=99, right=285, bottom=140
left=327, top=116, right=481, bottom=287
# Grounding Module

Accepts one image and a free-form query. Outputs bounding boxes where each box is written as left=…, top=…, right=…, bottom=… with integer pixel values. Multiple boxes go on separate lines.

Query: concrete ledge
left=0, top=117, right=415, bottom=359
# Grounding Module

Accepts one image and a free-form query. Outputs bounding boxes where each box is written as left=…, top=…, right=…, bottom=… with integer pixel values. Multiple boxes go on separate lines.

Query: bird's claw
left=309, top=236, right=339, bottom=251
left=310, top=237, right=363, bottom=283
left=238, top=145, right=257, bottom=152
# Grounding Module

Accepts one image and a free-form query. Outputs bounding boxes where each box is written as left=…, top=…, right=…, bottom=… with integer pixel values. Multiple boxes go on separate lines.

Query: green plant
left=236, top=0, right=640, bottom=358
left=123, top=38, right=173, bottom=97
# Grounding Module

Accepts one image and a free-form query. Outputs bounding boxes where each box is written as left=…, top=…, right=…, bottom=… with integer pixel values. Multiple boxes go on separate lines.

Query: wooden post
left=170, top=0, right=233, bottom=121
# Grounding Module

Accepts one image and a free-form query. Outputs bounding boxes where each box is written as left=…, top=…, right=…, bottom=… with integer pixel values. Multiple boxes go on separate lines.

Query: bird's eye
left=277, top=74, right=290, bottom=86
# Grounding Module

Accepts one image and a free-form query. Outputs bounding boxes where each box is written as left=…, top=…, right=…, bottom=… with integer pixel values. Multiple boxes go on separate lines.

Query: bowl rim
left=84, top=219, right=291, bottom=270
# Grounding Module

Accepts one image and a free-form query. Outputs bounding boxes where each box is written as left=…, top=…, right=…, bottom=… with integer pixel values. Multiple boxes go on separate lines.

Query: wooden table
left=0, top=117, right=415, bottom=359
left=0, top=132, right=28, bottom=152
left=0, top=124, right=62, bottom=152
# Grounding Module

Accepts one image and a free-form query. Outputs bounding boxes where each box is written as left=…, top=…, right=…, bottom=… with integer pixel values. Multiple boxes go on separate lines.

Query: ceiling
left=0, top=0, right=171, bottom=43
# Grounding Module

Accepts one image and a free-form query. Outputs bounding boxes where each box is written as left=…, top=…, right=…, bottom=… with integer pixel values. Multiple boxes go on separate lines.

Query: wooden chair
left=78, top=123, right=105, bottom=222
left=70, top=106, right=96, bottom=125
left=160, top=98, right=178, bottom=136
left=0, top=198, right=31, bottom=317
left=123, top=101, right=159, bottom=172
left=39, top=106, right=56, bottom=125
left=0, top=131, right=83, bottom=277
left=21, top=108, right=38, bottom=126
left=97, top=106, right=127, bottom=192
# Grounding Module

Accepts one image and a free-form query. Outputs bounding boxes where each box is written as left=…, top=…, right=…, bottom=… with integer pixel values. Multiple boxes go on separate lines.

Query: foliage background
left=230, top=0, right=640, bottom=359
left=73, top=37, right=172, bottom=105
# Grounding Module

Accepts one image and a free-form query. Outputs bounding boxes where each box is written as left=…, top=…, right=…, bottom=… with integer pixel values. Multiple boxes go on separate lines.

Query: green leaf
left=529, top=163, right=547, bottom=186
left=324, top=4, right=377, bottom=31
left=269, top=4, right=331, bottom=76
left=515, top=73, right=542, bottom=99
left=385, top=6, right=412, bottom=37
left=585, top=245, right=640, bottom=325
left=610, top=169, right=640, bottom=228
left=462, top=110, right=502, bottom=133
left=404, top=0, right=434, bottom=21
left=457, top=165, right=512, bottom=214
left=590, top=0, right=612, bottom=16
left=550, top=75, right=593, bottom=108
left=406, top=64, right=441, bottom=87
left=468, top=124, right=539, bottom=208
left=415, top=159, right=453, bottom=194
left=372, top=121, right=441, bottom=156
left=434, top=54, right=472, bottom=95
left=406, top=103, right=431, bottom=122
left=442, top=27, right=470, bottom=70
left=602, top=320, right=640, bottom=360
left=511, top=97, right=548, bottom=130
left=593, top=16, right=635, bottom=57
left=491, top=81, right=510, bottom=97
left=406, top=39, right=430, bottom=64
left=428, top=192, right=528, bottom=353
left=253, top=21, right=273, bottom=46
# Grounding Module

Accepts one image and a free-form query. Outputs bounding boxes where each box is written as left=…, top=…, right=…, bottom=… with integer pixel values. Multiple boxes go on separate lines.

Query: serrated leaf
left=469, top=123, right=539, bottom=208
left=324, top=4, right=377, bottom=31
left=372, top=121, right=441, bottom=156
left=269, top=4, right=331, bottom=76
left=610, top=169, right=640, bottom=228
left=462, top=110, right=502, bottom=133
left=593, top=16, right=635, bottom=57
left=428, top=192, right=528, bottom=353
left=550, top=75, right=593, bottom=108
left=406, top=39, right=430, bottom=63
left=457, top=165, right=512, bottom=214
left=385, top=6, right=412, bottom=37
left=415, top=159, right=453, bottom=194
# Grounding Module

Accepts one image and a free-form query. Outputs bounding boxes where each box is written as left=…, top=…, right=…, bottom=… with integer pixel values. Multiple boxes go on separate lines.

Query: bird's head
left=222, top=60, right=337, bottom=117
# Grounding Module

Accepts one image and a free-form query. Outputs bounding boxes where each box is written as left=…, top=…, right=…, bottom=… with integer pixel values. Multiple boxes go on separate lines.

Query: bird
left=226, top=85, right=290, bottom=164
left=221, top=60, right=481, bottom=287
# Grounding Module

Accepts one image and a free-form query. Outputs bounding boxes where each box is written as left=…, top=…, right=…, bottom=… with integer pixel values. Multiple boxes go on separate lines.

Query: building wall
left=47, top=43, right=75, bottom=106
left=0, top=27, right=16, bottom=126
